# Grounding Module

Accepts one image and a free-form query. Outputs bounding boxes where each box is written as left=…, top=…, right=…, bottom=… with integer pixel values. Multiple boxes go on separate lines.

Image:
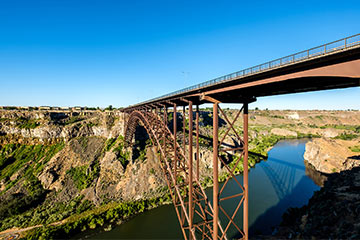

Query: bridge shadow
left=236, top=153, right=326, bottom=238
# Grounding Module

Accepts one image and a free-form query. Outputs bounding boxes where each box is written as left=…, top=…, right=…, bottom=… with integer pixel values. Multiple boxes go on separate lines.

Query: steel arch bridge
left=123, top=34, right=360, bottom=240
left=124, top=106, right=249, bottom=240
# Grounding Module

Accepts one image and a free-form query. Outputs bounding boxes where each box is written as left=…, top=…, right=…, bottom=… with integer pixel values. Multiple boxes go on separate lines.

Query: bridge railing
left=136, top=33, right=360, bottom=106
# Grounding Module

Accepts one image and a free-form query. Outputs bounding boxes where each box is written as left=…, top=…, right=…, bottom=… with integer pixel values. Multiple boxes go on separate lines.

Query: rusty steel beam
left=174, top=104, right=177, bottom=181
left=243, top=103, right=249, bottom=240
left=188, top=101, right=194, bottom=238
left=183, top=105, right=186, bottom=155
left=196, top=105, right=200, bottom=181
left=212, top=102, right=219, bottom=240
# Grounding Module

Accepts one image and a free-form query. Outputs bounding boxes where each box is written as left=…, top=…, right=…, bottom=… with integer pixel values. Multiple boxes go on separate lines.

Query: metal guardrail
left=133, top=33, right=360, bottom=107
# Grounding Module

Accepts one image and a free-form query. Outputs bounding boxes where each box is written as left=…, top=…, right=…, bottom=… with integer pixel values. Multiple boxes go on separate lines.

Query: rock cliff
left=304, top=138, right=360, bottom=174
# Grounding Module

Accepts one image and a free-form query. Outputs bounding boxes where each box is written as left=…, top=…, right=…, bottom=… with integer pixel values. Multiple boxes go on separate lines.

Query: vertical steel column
left=188, top=101, right=194, bottom=238
left=243, top=103, right=249, bottom=240
left=163, top=107, right=166, bottom=159
left=165, top=107, right=168, bottom=126
left=173, top=104, right=177, bottom=180
left=183, top=106, right=186, bottom=154
left=182, top=105, right=186, bottom=228
left=213, top=103, right=219, bottom=240
left=196, top=105, right=200, bottom=181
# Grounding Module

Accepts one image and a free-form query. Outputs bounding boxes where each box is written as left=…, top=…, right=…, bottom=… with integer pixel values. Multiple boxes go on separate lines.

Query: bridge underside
left=126, top=48, right=360, bottom=108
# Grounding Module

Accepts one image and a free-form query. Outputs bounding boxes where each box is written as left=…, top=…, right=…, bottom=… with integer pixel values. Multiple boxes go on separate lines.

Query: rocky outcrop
left=38, top=137, right=105, bottom=192
left=0, top=110, right=125, bottom=143
left=36, top=138, right=167, bottom=205
left=304, top=138, right=360, bottom=173
left=113, top=147, right=166, bottom=201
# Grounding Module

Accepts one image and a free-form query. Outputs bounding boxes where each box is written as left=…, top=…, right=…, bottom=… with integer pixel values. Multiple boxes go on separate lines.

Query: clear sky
left=0, top=0, right=359, bottom=109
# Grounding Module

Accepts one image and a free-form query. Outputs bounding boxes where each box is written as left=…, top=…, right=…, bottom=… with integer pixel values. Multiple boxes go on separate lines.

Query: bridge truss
left=123, top=33, right=360, bottom=239
left=124, top=99, right=252, bottom=240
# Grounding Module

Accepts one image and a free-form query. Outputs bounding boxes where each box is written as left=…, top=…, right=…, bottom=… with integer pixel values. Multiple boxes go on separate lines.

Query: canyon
left=0, top=109, right=359, bottom=239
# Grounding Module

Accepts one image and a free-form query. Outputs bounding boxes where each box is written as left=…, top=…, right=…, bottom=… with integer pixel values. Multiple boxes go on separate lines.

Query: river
left=79, top=139, right=322, bottom=239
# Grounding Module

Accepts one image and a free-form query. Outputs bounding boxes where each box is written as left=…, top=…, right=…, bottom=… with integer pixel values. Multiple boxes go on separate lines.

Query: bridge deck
left=125, top=34, right=360, bottom=108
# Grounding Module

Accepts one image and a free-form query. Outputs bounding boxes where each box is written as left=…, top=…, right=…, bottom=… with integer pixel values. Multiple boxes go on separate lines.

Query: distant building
left=60, top=107, right=70, bottom=110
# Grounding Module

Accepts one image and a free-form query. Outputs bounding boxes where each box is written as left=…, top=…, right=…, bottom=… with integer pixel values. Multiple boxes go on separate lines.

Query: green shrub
left=104, top=138, right=116, bottom=151
left=112, top=136, right=130, bottom=168
left=349, top=145, right=360, bottom=152
left=335, top=133, right=358, bottom=140
left=67, top=164, right=99, bottom=190
left=16, top=117, right=40, bottom=129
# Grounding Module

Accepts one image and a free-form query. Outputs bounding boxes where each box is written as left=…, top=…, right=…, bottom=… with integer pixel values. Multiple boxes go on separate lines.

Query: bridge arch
left=123, top=110, right=221, bottom=239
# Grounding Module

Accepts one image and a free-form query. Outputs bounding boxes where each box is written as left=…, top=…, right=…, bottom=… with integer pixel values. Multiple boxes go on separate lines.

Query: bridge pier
left=243, top=103, right=249, bottom=240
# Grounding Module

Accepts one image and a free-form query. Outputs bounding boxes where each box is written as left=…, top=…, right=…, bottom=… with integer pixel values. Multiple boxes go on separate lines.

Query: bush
left=67, top=163, right=99, bottom=190
left=104, top=138, right=116, bottom=151
left=349, top=145, right=360, bottom=152
left=335, top=133, right=358, bottom=140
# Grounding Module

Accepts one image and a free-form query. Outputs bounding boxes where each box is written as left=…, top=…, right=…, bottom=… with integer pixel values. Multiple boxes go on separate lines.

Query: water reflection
left=304, top=160, right=328, bottom=187
left=248, top=139, right=321, bottom=236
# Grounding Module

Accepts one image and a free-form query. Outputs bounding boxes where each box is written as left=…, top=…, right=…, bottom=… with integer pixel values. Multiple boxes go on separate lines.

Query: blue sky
left=0, top=0, right=359, bottom=109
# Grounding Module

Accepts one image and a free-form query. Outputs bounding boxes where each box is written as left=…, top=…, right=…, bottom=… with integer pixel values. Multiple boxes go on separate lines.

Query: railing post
left=243, top=103, right=249, bottom=240
left=213, top=102, right=219, bottom=240
left=188, top=101, right=194, bottom=238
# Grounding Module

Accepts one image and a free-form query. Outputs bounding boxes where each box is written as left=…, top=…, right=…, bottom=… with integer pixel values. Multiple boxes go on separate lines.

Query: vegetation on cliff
left=0, top=142, right=65, bottom=230
left=24, top=194, right=172, bottom=240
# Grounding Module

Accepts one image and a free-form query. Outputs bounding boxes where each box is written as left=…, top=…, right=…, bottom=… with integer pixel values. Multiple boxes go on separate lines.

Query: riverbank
left=0, top=193, right=173, bottom=240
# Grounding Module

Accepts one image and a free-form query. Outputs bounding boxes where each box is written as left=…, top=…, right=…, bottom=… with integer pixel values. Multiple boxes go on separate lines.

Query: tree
left=105, top=105, right=113, bottom=111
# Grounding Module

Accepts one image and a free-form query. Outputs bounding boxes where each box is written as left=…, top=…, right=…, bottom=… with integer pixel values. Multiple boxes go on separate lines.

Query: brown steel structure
left=123, top=34, right=360, bottom=239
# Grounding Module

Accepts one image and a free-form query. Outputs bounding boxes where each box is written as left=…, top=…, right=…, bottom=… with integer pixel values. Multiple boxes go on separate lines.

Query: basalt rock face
left=0, top=110, right=125, bottom=143
left=0, top=110, right=167, bottom=209
left=275, top=167, right=360, bottom=239
left=304, top=138, right=360, bottom=174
